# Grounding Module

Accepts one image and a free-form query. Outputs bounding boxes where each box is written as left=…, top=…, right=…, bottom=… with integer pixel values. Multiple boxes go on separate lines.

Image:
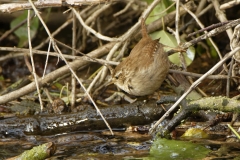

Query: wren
left=112, top=18, right=170, bottom=96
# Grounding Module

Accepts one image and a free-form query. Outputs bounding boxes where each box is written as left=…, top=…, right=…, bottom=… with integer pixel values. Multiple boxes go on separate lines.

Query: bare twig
left=115, top=39, right=130, bottom=61
left=169, top=69, right=232, bottom=79
left=181, top=3, right=213, bottom=33
left=86, top=68, right=104, bottom=94
left=42, top=38, right=52, bottom=78
left=0, top=46, right=119, bottom=66
left=175, top=0, right=180, bottom=44
left=72, top=7, right=118, bottom=42
left=211, top=0, right=233, bottom=39
left=80, top=4, right=112, bottom=51
left=151, top=1, right=176, bottom=18
left=27, top=9, right=43, bottom=110
left=187, top=21, right=231, bottom=37
left=34, top=18, right=73, bottom=50
left=0, top=0, right=118, bottom=13
left=71, top=12, right=77, bottom=110
left=220, top=0, right=240, bottom=10
left=226, top=59, right=234, bottom=97
left=113, top=1, right=133, bottom=17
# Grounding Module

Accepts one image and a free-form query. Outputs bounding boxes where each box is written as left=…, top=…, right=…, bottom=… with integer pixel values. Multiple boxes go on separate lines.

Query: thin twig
left=55, top=39, right=118, bottom=66
left=211, top=0, right=233, bottom=39
left=150, top=1, right=176, bottom=18
left=115, top=39, right=130, bottom=61
left=71, top=12, right=77, bottom=110
left=0, top=46, right=119, bottom=66
left=80, top=4, right=112, bottom=51
left=187, top=21, right=231, bottom=37
left=226, top=59, right=234, bottom=97
left=72, top=7, right=118, bottom=42
left=27, top=9, right=44, bottom=111
left=113, top=1, right=133, bottom=17
left=220, top=0, right=240, bottom=10
left=180, top=3, right=213, bottom=33
left=169, top=69, right=232, bottom=79
left=34, top=18, right=73, bottom=50
left=175, top=0, right=180, bottom=44
left=42, top=39, right=52, bottom=78
left=0, top=0, right=117, bottom=13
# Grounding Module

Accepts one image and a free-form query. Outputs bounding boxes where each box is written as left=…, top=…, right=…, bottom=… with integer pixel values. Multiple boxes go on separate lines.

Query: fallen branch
left=0, top=0, right=120, bottom=13
left=0, top=100, right=163, bottom=136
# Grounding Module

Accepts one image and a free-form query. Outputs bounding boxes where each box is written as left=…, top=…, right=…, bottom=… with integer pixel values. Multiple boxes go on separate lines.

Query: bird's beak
left=105, top=79, right=114, bottom=87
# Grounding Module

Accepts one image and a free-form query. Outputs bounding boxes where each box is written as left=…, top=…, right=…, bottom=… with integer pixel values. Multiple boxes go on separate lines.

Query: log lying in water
left=0, top=100, right=163, bottom=136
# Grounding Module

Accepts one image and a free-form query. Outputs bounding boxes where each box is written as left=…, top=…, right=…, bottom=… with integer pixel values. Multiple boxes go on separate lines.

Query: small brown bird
left=112, top=18, right=169, bottom=96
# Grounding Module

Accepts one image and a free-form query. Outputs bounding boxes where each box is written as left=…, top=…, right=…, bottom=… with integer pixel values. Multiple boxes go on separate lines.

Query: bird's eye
left=114, top=72, right=121, bottom=79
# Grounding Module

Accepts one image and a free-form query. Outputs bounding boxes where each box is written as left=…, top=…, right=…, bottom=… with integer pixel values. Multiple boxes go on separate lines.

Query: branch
left=0, top=0, right=119, bottom=13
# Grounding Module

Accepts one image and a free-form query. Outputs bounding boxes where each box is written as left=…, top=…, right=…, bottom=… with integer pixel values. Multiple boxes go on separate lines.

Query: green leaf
left=150, top=30, right=195, bottom=66
left=149, top=138, right=210, bottom=159
left=10, top=10, right=39, bottom=47
left=206, top=38, right=218, bottom=58
left=0, top=75, right=4, bottom=81
left=146, top=0, right=175, bottom=24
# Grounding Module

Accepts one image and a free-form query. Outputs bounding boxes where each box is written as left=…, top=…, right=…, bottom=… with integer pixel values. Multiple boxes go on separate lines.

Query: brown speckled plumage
left=112, top=19, right=169, bottom=96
